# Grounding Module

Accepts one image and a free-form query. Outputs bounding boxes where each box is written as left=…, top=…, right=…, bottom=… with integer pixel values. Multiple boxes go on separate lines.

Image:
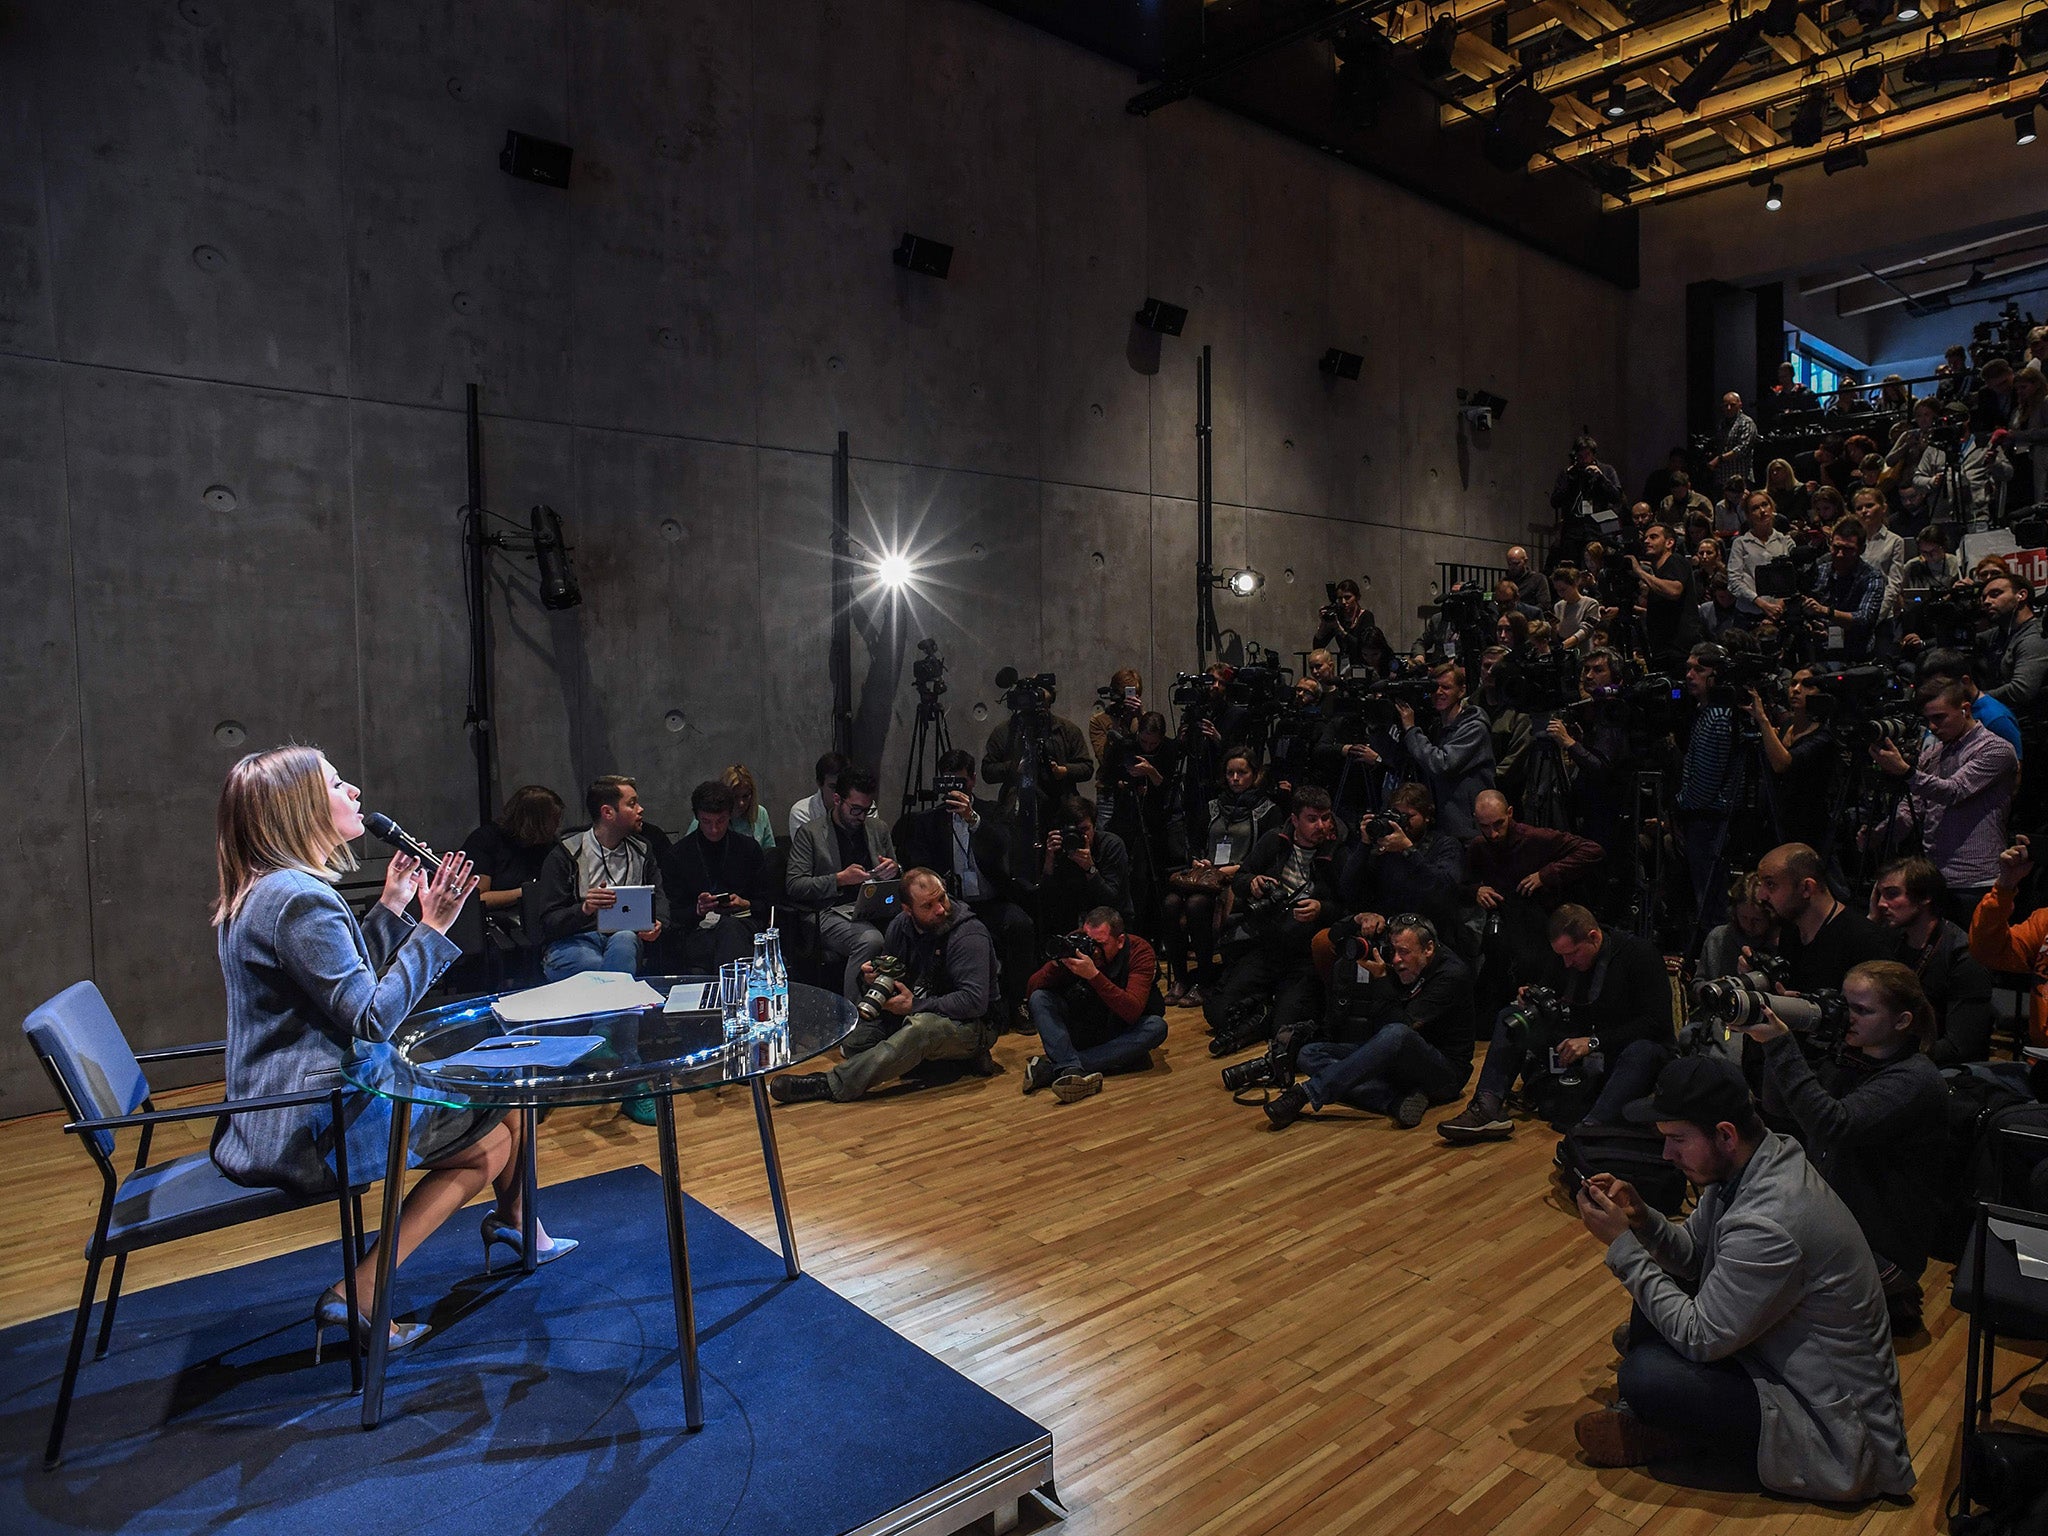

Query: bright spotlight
left=1226, top=567, right=1264, bottom=597
left=875, top=551, right=915, bottom=591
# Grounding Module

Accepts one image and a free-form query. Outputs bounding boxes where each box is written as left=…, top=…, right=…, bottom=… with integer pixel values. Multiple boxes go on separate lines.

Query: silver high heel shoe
left=480, top=1211, right=580, bottom=1276
left=312, top=1285, right=429, bottom=1364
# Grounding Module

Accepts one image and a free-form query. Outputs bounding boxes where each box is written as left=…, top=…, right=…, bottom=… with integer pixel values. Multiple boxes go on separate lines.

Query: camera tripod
left=1678, top=729, right=1780, bottom=967
left=899, top=681, right=954, bottom=815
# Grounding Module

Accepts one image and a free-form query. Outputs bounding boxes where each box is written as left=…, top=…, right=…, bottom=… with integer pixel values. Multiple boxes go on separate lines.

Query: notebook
left=437, top=1035, right=607, bottom=1072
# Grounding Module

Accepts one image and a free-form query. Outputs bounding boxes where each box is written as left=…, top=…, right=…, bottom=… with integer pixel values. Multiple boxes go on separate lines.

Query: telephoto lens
left=855, top=955, right=909, bottom=1024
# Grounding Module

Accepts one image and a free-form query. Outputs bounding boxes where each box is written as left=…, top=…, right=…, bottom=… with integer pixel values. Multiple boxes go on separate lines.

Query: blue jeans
left=542, top=929, right=643, bottom=981
left=1296, top=1024, right=1469, bottom=1114
left=1029, top=991, right=1167, bottom=1077
left=1474, top=1007, right=1672, bottom=1125
left=1618, top=1307, right=1762, bottom=1477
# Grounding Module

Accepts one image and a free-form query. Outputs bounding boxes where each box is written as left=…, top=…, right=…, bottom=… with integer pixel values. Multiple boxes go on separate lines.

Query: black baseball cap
left=1624, top=1056, right=1755, bottom=1128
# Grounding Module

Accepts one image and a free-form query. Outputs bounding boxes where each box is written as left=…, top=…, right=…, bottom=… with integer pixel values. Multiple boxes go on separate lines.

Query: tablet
left=597, top=884, right=656, bottom=933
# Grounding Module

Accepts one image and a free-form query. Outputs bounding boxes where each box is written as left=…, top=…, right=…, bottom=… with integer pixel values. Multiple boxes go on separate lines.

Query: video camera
left=912, top=637, right=947, bottom=698
left=1897, top=579, right=1985, bottom=645
left=1501, top=986, right=1599, bottom=1085
left=1095, top=682, right=1141, bottom=722
left=1333, top=669, right=1435, bottom=725
left=1688, top=968, right=1849, bottom=1058
left=994, top=666, right=1057, bottom=714
left=1492, top=649, right=1581, bottom=712
left=1754, top=540, right=1825, bottom=601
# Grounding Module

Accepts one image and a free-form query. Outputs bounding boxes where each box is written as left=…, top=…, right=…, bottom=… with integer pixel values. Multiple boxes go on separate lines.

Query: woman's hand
left=417, top=852, right=478, bottom=934
left=1740, top=1004, right=1792, bottom=1044
left=378, top=852, right=424, bottom=917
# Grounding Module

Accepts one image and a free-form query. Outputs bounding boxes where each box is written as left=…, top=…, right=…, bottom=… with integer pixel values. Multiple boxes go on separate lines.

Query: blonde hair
left=721, top=763, right=760, bottom=818
left=212, top=746, right=355, bottom=926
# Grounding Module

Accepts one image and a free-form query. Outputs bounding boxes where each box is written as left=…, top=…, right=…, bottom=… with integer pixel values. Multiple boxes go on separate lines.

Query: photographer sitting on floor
left=1438, top=905, right=1674, bottom=1143
left=1264, top=915, right=1474, bottom=1132
left=770, top=869, right=997, bottom=1104
left=1745, top=961, right=1949, bottom=1335
left=1022, top=907, right=1168, bottom=1105
left=1204, top=787, right=1342, bottom=1048
left=1572, top=1057, right=1914, bottom=1502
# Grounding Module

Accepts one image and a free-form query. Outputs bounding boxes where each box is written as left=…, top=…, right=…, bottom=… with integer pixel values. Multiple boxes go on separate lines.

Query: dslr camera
left=1688, top=970, right=1849, bottom=1057
left=1047, top=929, right=1103, bottom=964
left=855, top=955, right=910, bottom=1025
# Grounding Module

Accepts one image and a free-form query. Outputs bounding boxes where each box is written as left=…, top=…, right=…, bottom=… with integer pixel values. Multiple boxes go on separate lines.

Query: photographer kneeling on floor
left=1438, top=904, right=1675, bottom=1143
left=1022, top=906, right=1168, bottom=1105
left=1572, top=1057, right=1914, bottom=1503
left=1262, top=914, right=1474, bottom=1132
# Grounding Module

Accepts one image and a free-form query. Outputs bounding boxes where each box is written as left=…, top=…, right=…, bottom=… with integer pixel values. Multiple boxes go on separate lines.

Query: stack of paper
left=490, top=972, right=663, bottom=1026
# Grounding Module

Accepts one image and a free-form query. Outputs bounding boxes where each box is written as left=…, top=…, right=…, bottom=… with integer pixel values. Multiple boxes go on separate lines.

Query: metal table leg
left=519, top=1104, right=540, bottom=1276
left=652, top=1092, right=704, bottom=1430
left=751, top=1077, right=801, bottom=1279
left=362, top=1099, right=411, bottom=1430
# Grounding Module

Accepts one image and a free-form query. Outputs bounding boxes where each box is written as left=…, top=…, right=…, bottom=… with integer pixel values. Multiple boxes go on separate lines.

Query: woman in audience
left=462, top=783, right=564, bottom=917
left=1747, top=960, right=1948, bottom=1333
left=1763, top=457, right=1809, bottom=525
left=210, top=747, right=574, bottom=1358
left=1161, top=747, right=1276, bottom=1006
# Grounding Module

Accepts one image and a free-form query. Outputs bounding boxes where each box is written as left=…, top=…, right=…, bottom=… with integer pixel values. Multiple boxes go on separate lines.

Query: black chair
left=1952, top=1123, right=2048, bottom=1512
left=22, top=981, right=370, bottom=1468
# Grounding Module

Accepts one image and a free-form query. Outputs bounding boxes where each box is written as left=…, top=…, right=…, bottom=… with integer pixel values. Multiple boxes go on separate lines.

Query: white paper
left=1988, top=1217, right=2048, bottom=1281
left=491, top=971, right=662, bottom=1025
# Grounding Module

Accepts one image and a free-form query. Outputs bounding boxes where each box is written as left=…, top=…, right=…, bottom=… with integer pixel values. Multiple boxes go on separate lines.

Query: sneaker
left=620, top=1094, right=657, bottom=1126
left=1180, top=985, right=1204, bottom=1008
left=1393, top=1089, right=1430, bottom=1130
left=1436, top=1093, right=1512, bottom=1144
left=1264, top=1083, right=1311, bottom=1130
left=1013, top=1003, right=1036, bottom=1034
left=971, top=1047, right=1002, bottom=1078
left=1022, top=1055, right=1061, bottom=1095
left=768, top=1073, right=834, bottom=1104
left=1611, top=1322, right=1631, bottom=1358
left=1052, top=1071, right=1104, bottom=1103
left=1572, top=1407, right=1688, bottom=1468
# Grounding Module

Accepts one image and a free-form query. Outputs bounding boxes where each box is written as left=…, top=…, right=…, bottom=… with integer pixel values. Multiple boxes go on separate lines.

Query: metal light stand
left=831, top=431, right=854, bottom=760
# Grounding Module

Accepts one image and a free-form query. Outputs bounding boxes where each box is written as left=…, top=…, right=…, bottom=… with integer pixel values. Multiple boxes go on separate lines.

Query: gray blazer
left=784, top=812, right=895, bottom=913
left=1606, top=1132, right=1915, bottom=1503
left=211, top=869, right=459, bottom=1198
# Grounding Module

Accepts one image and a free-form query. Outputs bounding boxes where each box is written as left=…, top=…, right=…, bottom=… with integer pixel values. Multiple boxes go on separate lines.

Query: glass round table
left=344, top=976, right=855, bottom=1431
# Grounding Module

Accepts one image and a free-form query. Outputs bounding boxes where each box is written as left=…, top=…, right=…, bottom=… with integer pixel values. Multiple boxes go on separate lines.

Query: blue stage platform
left=0, top=1167, right=1058, bottom=1535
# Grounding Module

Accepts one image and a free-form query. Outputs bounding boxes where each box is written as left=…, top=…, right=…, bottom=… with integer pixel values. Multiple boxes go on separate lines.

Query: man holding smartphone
left=658, top=779, right=767, bottom=972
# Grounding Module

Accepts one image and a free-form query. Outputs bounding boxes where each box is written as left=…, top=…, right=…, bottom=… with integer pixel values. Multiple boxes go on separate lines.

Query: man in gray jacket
left=1573, top=1057, right=1914, bottom=1504
left=770, top=868, right=998, bottom=1103
left=784, top=764, right=899, bottom=995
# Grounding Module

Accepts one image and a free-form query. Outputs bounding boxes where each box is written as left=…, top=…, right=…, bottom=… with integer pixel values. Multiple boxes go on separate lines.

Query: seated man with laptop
left=785, top=763, right=901, bottom=996
left=658, top=778, right=767, bottom=972
left=536, top=774, right=667, bottom=981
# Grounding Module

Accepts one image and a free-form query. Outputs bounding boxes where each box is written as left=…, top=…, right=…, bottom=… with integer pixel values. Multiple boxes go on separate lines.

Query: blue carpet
left=0, top=1166, right=1048, bottom=1534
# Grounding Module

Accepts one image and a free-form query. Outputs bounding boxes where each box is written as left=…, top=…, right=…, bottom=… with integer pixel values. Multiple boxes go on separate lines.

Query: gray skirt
left=406, top=1103, right=510, bottom=1169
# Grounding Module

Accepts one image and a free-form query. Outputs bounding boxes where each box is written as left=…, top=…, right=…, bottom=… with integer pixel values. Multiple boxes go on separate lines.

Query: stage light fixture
left=1134, top=297, right=1189, bottom=335
left=1319, top=347, right=1364, bottom=380
left=1790, top=92, right=1826, bottom=148
left=1672, top=13, right=1767, bottom=112
left=1822, top=142, right=1870, bottom=173
left=1417, top=13, right=1460, bottom=75
left=1765, top=180, right=1784, bottom=209
left=1895, top=0, right=1923, bottom=21
left=2020, top=108, right=2040, bottom=145
left=1904, top=42, right=2018, bottom=84
left=1484, top=83, right=1557, bottom=170
left=1586, top=160, right=1636, bottom=197
left=1225, top=568, right=1264, bottom=598
left=1847, top=62, right=1886, bottom=104
left=1605, top=79, right=1628, bottom=118
left=2026, top=13, right=2048, bottom=54
left=1763, top=0, right=1803, bottom=37
left=892, top=234, right=953, bottom=278
left=1628, top=132, right=1661, bottom=168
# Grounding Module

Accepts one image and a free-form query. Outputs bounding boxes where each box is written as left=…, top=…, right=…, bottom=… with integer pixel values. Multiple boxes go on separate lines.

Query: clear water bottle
left=764, top=927, right=789, bottom=1027
left=748, top=934, right=774, bottom=1036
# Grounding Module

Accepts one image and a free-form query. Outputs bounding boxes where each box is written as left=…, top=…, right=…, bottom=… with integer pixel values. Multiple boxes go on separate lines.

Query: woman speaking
left=209, top=746, right=574, bottom=1356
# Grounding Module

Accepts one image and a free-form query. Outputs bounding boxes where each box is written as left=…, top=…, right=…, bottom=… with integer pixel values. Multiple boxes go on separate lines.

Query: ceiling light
left=1790, top=91, right=1826, bottom=147
left=2020, top=108, right=2040, bottom=145
left=1605, top=79, right=1628, bottom=118
left=1847, top=62, right=1886, bottom=104
left=1822, top=142, right=1870, bottom=173
left=1765, top=180, right=1784, bottom=209
left=1762, top=0, right=1803, bottom=37
left=1895, top=0, right=1923, bottom=21
left=1417, top=14, right=1461, bottom=75
left=1904, top=43, right=2018, bottom=85
left=1628, top=132, right=1661, bottom=168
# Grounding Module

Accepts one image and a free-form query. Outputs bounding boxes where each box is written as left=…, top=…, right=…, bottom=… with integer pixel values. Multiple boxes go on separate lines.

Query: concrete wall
left=0, top=0, right=1625, bottom=1113
left=1628, top=115, right=2048, bottom=470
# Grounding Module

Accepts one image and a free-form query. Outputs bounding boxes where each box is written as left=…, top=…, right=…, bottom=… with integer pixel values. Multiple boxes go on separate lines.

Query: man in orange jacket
left=1969, top=835, right=2048, bottom=1044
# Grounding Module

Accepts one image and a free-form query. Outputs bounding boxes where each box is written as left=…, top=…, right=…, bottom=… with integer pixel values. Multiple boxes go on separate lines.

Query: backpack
left=1555, top=1122, right=1689, bottom=1216
left=1933, top=1071, right=2040, bottom=1265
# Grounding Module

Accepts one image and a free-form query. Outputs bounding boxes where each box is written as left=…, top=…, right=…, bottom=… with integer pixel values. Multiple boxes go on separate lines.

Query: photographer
left=1571, top=1057, right=1914, bottom=1501
left=1087, top=667, right=1144, bottom=766
left=1902, top=525, right=1959, bottom=593
left=1726, top=491, right=1792, bottom=624
left=1971, top=836, right=2048, bottom=1046
left=1868, top=678, right=2018, bottom=912
left=1799, top=518, right=1884, bottom=661
left=1885, top=399, right=1953, bottom=523
left=1388, top=663, right=1495, bottom=840
left=1753, top=843, right=1892, bottom=994
left=1438, top=905, right=1675, bottom=1142
left=1162, top=747, right=1278, bottom=1006
left=1746, top=668, right=1834, bottom=846
left=1332, top=783, right=1466, bottom=947
left=1633, top=522, right=1705, bottom=670
left=1504, top=546, right=1552, bottom=613
left=1265, top=916, right=1474, bottom=1132
left=1550, top=437, right=1623, bottom=530
left=1040, top=797, right=1132, bottom=938
left=1544, top=648, right=1635, bottom=854
left=1745, top=961, right=1949, bottom=1333
left=769, top=869, right=998, bottom=1104
left=1313, top=579, right=1386, bottom=674
left=1265, top=678, right=1329, bottom=797
left=1466, top=790, right=1603, bottom=911
left=1676, top=645, right=1741, bottom=928
left=1700, top=872, right=1782, bottom=991
left=981, top=679, right=1094, bottom=822
left=1918, top=647, right=2021, bottom=759
left=1871, top=856, right=1993, bottom=1066
left=895, top=749, right=1036, bottom=1025
left=1203, top=786, right=1342, bottom=1045
left=1099, top=708, right=1180, bottom=931
left=1476, top=648, right=1532, bottom=801
left=1021, top=907, right=1167, bottom=1104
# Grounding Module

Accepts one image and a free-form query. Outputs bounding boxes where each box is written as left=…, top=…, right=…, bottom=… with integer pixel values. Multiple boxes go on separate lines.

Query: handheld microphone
left=364, top=812, right=443, bottom=869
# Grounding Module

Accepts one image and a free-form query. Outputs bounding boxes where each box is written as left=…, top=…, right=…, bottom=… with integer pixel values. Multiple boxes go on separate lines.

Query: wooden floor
left=4, top=1008, right=2035, bottom=1534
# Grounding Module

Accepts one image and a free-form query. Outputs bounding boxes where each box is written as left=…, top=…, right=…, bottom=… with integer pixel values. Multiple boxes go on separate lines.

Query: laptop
left=853, top=879, right=903, bottom=925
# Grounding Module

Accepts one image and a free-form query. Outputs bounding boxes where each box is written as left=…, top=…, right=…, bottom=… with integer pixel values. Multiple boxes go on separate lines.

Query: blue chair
left=23, top=981, right=370, bottom=1468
